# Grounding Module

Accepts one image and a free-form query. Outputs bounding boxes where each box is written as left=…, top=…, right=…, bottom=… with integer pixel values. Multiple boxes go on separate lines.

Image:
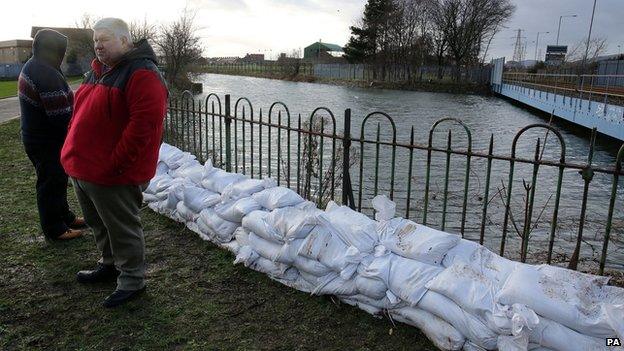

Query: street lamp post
left=581, top=0, right=598, bottom=73
left=556, top=14, right=578, bottom=45
left=535, top=31, right=549, bottom=61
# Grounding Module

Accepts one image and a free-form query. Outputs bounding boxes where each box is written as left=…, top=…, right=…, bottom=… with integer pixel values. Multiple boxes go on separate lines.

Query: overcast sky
left=2, top=0, right=622, bottom=60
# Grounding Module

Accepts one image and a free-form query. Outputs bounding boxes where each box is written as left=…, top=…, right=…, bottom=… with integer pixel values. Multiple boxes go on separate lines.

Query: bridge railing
left=163, top=92, right=624, bottom=277
left=502, top=72, right=624, bottom=106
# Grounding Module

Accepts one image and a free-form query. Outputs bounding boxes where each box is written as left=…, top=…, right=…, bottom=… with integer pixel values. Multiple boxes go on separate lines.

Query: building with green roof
left=303, top=41, right=344, bottom=60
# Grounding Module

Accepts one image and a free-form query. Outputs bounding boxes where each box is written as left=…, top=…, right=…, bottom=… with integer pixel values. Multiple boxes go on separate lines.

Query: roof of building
left=0, top=40, right=33, bottom=48
left=30, top=27, right=93, bottom=39
left=305, top=42, right=343, bottom=52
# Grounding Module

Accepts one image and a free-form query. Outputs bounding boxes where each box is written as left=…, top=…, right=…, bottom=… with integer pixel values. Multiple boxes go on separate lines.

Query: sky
left=1, top=0, right=623, bottom=60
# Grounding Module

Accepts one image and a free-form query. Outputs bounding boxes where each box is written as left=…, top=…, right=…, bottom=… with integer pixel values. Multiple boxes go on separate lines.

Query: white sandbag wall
left=144, top=143, right=624, bottom=351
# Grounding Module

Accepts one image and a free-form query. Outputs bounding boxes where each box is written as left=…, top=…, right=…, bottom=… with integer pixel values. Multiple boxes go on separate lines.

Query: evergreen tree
left=343, top=0, right=394, bottom=63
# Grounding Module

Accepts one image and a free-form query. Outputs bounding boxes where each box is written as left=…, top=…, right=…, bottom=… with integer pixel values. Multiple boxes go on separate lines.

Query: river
left=180, top=73, right=624, bottom=271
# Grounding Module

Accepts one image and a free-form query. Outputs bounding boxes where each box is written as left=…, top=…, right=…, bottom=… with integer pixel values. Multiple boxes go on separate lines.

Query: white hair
left=93, top=17, right=131, bottom=43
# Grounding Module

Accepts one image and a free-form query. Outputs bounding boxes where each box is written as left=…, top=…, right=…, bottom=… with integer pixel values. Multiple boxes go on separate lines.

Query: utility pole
left=581, top=0, right=598, bottom=73
left=535, top=31, right=549, bottom=61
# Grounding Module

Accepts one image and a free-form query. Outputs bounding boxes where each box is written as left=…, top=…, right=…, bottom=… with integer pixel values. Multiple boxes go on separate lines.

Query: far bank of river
left=194, top=69, right=492, bottom=95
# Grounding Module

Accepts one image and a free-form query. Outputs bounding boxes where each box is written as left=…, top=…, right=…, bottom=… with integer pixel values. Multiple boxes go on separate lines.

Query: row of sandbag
left=144, top=143, right=623, bottom=351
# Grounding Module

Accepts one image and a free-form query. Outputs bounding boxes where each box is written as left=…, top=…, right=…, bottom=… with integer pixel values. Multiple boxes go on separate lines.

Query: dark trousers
left=24, top=142, right=76, bottom=239
left=72, top=178, right=148, bottom=291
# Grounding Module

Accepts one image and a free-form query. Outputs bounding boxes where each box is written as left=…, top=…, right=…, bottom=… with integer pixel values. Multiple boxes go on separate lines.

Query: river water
left=184, top=73, right=623, bottom=271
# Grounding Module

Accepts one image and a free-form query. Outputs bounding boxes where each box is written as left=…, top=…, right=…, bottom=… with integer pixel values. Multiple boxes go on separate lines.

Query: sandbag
left=356, top=255, right=392, bottom=301
left=170, top=163, right=204, bottom=185
left=218, top=240, right=240, bottom=255
left=386, top=254, right=443, bottom=306
left=214, top=197, right=262, bottom=223
left=297, top=229, right=359, bottom=279
left=497, top=334, right=529, bottom=351
left=160, top=144, right=195, bottom=169
left=317, top=201, right=378, bottom=254
left=442, top=238, right=483, bottom=268
left=300, top=271, right=358, bottom=296
left=156, top=161, right=169, bottom=175
left=497, top=264, right=622, bottom=338
left=377, top=217, right=460, bottom=266
left=371, top=194, right=396, bottom=221
left=340, top=296, right=383, bottom=316
left=355, top=274, right=388, bottom=301
left=145, top=174, right=174, bottom=195
left=489, top=303, right=539, bottom=339
left=392, top=307, right=466, bottom=351
left=273, top=239, right=304, bottom=265
left=233, top=227, right=250, bottom=246
left=361, top=253, right=442, bottom=306
left=265, top=207, right=321, bottom=241
left=242, top=210, right=280, bottom=243
left=143, top=193, right=159, bottom=203
left=164, top=183, right=186, bottom=214
left=235, top=245, right=298, bottom=281
left=201, top=168, right=247, bottom=194
left=463, top=342, right=487, bottom=351
left=183, top=186, right=221, bottom=213
left=247, top=232, right=283, bottom=262
left=529, top=317, right=609, bottom=351
left=197, top=208, right=239, bottom=242
left=418, top=291, right=499, bottom=350
left=221, top=177, right=277, bottom=201
left=252, top=186, right=305, bottom=210
left=346, top=293, right=402, bottom=311
left=426, top=262, right=499, bottom=322
left=176, top=201, right=198, bottom=222
left=292, top=255, right=332, bottom=277
left=271, top=274, right=315, bottom=294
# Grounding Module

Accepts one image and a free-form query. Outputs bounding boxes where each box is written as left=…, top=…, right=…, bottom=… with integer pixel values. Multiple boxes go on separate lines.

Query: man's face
left=93, top=29, right=129, bottom=66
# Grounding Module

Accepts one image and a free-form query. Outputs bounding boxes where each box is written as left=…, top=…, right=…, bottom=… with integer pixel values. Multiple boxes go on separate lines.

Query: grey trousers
left=72, top=178, right=148, bottom=291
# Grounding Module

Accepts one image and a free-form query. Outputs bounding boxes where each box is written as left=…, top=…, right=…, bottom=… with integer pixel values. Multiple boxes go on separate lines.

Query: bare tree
left=155, top=8, right=203, bottom=90
left=129, top=17, right=157, bottom=44
left=277, top=49, right=303, bottom=77
left=566, top=36, right=608, bottom=63
left=74, top=13, right=100, bottom=29
left=431, top=0, right=514, bottom=75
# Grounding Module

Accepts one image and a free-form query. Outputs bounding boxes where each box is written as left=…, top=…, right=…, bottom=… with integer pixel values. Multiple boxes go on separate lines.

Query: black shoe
left=76, top=264, right=120, bottom=284
left=103, top=286, right=146, bottom=308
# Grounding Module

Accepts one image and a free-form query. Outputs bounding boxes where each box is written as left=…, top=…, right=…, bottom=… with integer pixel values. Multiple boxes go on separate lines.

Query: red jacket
left=61, top=40, right=168, bottom=186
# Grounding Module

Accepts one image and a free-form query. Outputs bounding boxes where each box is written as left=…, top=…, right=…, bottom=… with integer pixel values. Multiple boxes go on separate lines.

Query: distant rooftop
left=0, top=39, right=33, bottom=48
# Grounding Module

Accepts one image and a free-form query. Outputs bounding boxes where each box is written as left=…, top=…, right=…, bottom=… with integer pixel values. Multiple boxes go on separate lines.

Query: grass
left=0, top=117, right=437, bottom=350
left=0, top=76, right=84, bottom=99
left=0, top=80, right=18, bottom=99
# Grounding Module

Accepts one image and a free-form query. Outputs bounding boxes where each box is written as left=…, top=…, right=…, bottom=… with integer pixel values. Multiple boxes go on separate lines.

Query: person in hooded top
left=61, top=18, right=168, bottom=308
left=18, top=28, right=86, bottom=241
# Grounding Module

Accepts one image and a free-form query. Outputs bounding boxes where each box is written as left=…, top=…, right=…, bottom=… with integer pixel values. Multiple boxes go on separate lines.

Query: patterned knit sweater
left=18, top=57, right=74, bottom=145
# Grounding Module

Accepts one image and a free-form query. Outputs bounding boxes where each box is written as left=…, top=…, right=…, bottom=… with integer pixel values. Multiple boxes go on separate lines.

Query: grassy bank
left=197, top=69, right=490, bottom=95
left=0, top=118, right=436, bottom=350
left=0, top=80, right=18, bottom=99
left=0, top=76, right=84, bottom=99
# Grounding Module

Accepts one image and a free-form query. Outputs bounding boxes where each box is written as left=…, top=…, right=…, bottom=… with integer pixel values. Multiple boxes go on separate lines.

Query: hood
left=32, top=28, right=68, bottom=70
left=123, top=39, right=159, bottom=65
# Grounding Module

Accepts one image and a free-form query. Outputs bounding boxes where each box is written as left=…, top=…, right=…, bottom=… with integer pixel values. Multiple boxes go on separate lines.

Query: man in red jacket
left=61, top=17, right=167, bottom=308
